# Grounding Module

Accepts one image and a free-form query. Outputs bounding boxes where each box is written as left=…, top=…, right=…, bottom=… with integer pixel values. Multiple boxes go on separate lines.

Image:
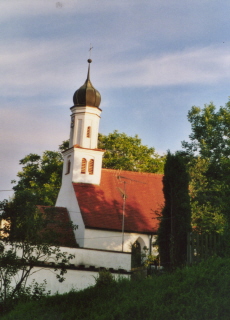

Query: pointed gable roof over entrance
left=73, top=169, right=164, bottom=234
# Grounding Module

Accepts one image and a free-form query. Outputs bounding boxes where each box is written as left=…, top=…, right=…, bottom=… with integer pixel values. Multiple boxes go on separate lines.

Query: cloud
left=1, top=36, right=230, bottom=100
left=96, top=45, right=230, bottom=88
left=0, top=0, right=142, bottom=20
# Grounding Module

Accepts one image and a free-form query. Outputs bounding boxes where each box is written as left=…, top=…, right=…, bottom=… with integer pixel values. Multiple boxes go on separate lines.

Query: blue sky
left=1, top=0, right=230, bottom=201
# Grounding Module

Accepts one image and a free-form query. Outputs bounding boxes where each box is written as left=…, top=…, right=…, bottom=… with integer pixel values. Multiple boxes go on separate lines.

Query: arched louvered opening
left=88, top=159, right=94, bottom=175
left=86, top=126, right=91, bottom=138
left=81, top=158, right=87, bottom=174
left=66, top=159, right=71, bottom=174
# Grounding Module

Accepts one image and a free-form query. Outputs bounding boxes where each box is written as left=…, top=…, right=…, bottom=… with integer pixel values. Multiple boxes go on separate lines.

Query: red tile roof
left=73, top=169, right=164, bottom=234
left=37, top=206, right=78, bottom=248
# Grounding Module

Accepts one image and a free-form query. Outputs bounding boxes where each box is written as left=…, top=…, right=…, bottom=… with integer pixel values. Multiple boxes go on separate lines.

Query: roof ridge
left=101, top=168, right=163, bottom=177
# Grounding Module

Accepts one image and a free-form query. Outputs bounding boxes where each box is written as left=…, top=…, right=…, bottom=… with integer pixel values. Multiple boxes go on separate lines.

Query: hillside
left=2, top=257, right=230, bottom=320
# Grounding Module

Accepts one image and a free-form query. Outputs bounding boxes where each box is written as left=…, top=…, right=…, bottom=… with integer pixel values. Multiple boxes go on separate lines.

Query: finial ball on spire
left=73, top=58, right=101, bottom=108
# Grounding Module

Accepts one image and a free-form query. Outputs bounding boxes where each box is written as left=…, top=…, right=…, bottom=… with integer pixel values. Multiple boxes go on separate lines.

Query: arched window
left=81, top=158, right=87, bottom=174
left=65, top=159, right=71, bottom=174
left=86, top=126, right=91, bottom=138
left=88, top=159, right=94, bottom=175
left=131, top=240, right=142, bottom=268
left=71, top=116, right=75, bottom=128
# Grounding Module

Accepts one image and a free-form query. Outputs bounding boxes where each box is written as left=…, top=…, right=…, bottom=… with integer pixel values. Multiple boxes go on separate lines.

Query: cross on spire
left=89, top=44, right=93, bottom=58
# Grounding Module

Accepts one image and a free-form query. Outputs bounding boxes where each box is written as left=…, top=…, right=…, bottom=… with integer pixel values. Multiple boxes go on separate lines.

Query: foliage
left=98, top=130, right=165, bottom=173
left=157, top=152, right=191, bottom=269
left=94, top=269, right=115, bottom=288
left=0, top=142, right=75, bottom=314
left=11, top=148, right=65, bottom=207
left=131, top=244, right=158, bottom=269
left=188, top=157, right=226, bottom=233
left=143, top=253, right=159, bottom=268
left=3, top=257, right=230, bottom=320
left=182, top=101, right=230, bottom=233
left=0, top=236, right=74, bottom=313
left=1, top=277, right=50, bottom=313
left=182, top=102, right=230, bottom=160
left=0, top=141, right=69, bottom=242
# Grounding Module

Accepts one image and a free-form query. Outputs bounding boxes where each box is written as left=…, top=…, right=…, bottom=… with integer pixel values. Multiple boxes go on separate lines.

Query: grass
left=2, top=256, right=230, bottom=320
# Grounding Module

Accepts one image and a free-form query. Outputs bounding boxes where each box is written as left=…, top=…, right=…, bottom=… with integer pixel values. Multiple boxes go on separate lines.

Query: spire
left=72, top=59, right=101, bottom=108
left=86, top=59, right=92, bottom=82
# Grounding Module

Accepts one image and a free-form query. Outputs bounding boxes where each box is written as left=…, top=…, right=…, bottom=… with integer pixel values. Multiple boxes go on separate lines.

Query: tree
left=98, top=131, right=165, bottom=173
left=182, top=102, right=230, bottom=161
left=0, top=142, right=68, bottom=241
left=157, top=152, right=191, bottom=269
left=0, top=207, right=75, bottom=313
left=188, top=157, right=226, bottom=234
left=182, top=101, right=230, bottom=234
left=11, top=150, right=64, bottom=207
left=0, top=141, right=74, bottom=312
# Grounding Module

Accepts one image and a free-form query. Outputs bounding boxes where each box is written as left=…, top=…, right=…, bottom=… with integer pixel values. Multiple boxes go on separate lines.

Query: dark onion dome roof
left=73, top=59, right=101, bottom=108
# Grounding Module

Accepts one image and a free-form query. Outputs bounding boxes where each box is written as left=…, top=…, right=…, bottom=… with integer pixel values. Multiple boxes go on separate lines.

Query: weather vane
left=89, top=44, right=93, bottom=59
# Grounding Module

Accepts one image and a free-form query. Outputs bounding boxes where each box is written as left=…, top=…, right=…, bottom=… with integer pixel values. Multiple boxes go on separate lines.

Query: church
left=54, top=59, right=164, bottom=255
left=28, top=59, right=164, bottom=293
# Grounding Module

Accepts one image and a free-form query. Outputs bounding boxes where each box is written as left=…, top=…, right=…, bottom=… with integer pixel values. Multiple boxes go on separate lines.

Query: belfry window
left=86, top=126, right=91, bottom=138
left=71, top=116, right=75, bottom=128
left=88, top=159, right=94, bottom=175
left=81, top=158, right=87, bottom=174
left=66, top=159, right=71, bottom=175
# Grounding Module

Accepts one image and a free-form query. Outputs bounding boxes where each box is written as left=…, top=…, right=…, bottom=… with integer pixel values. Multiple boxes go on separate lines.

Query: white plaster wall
left=69, top=106, right=101, bottom=149
left=63, top=246, right=131, bottom=270
left=84, top=229, right=156, bottom=253
left=25, top=268, right=129, bottom=295
left=8, top=245, right=131, bottom=295
left=81, top=112, right=100, bottom=149
left=4, top=245, right=131, bottom=271
left=55, top=168, right=85, bottom=247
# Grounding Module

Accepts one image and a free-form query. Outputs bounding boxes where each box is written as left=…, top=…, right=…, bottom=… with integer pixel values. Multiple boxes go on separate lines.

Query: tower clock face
left=71, top=116, right=75, bottom=128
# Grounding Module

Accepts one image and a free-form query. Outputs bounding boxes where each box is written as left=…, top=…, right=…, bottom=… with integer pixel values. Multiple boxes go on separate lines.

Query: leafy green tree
left=98, top=131, right=165, bottom=173
left=157, top=152, right=191, bottom=269
left=188, top=157, right=226, bottom=233
left=182, top=101, right=230, bottom=234
left=182, top=102, right=230, bottom=161
left=11, top=150, right=64, bottom=207
left=0, top=141, right=68, bottom=241
left=0, top=203, right=75, bottom=312
left=0, top=141, right=75, bottom=313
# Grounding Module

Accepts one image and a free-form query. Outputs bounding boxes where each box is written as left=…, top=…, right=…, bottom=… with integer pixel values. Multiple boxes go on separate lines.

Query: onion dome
left=73, top=59, right=101, bottom=108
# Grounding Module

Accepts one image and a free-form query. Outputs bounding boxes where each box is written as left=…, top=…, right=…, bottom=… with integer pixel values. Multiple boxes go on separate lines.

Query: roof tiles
left=73, top=169, right=164, bottom=234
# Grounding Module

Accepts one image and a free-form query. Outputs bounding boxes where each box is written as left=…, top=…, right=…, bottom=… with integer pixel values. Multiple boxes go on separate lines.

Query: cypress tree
left=157, top=152, right=191, bottom=269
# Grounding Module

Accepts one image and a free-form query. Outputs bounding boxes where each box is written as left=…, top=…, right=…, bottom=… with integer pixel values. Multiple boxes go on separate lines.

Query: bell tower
left=57, top=59, right=104, bottom=191
left=69, top=59, right=102, bottom=149
left=55, top=59, right=104, bottom=246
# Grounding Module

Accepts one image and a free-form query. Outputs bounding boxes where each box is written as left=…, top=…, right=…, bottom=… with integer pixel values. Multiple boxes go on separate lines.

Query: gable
left=73, top=169, right=164, bottom=234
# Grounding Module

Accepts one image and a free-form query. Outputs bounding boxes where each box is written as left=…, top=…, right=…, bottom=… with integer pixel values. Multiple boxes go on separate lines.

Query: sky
left=1, top=0, right=230, bottom=201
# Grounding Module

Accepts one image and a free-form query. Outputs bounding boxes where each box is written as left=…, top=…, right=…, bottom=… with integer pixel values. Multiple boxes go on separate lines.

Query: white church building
left=55, top=59, right=164, bottom=253
left=33, top=59, right=164, bottom=293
